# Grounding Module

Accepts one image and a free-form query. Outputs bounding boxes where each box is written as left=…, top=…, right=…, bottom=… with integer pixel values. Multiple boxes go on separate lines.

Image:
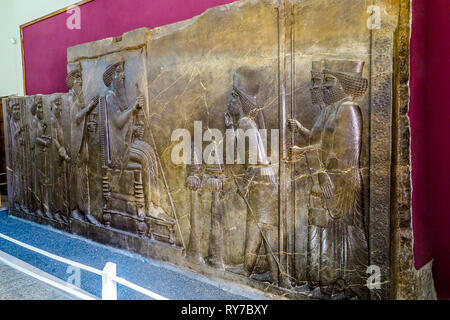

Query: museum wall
left=0, top=0, right=76, bottom=97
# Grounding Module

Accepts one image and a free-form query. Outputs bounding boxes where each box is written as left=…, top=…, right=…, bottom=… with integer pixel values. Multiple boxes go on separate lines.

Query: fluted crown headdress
left=103, top=61, right=124, bottom=88
left=324, top=59, right=368, bottom=98
left=233, top=67, right=261, bottom=115
left=66, top=64, right=82, bottom=90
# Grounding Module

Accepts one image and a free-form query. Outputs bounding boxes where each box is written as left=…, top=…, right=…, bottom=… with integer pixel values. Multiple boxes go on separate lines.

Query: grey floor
left=0, top=210, right=268, bottom=300
left=0, top=261, right=74, bottom=300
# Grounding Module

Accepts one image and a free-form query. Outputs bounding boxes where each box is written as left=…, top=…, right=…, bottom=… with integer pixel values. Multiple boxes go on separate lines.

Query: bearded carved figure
left=225, top=67, right=283, bottom=286
left=7, top=99, right=26, bottom=212
left=67, top=64, right=101, bottom=226
left=49, top=95, right=70, bottom=224
left=30, top=96, right=52, bottom=220
left=101, top=61, right=174, bottom=237
left=290, top=59, right=369, bottom=300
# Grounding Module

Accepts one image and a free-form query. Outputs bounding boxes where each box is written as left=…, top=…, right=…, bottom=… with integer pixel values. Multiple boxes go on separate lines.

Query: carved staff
left=19, top=99, right=27, bottom=211
left=99, top=96, right=112, bottom=227
left=186, top=147, right=204, bottom=263
left=41, top=120, right=52, bottom=217
left=5, top=99, right=14, bottom=206
left=136, top=83, right=186, bottom=251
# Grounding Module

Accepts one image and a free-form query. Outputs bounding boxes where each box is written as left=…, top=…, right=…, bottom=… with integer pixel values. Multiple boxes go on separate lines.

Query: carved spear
left=135, top=83, right=186, bottom=251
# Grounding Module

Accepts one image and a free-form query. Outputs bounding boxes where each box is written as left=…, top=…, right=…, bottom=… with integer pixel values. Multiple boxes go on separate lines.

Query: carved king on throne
left=98, top=61, right=176, bottom=244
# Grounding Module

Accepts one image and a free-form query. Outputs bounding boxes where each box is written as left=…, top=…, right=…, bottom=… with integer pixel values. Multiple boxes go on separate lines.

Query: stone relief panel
left=1, top=0, right=432, bottom=300
left=66, top=30, right=179, bottom=245
left=3, top=94, right=71, bottom=227
left=287, top=0, right=374, bottom=299
left=146, top=0, right=281, bottom=280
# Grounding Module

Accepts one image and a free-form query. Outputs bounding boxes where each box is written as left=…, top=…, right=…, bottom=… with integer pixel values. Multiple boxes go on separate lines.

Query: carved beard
left=310, top=88, right=324, bottom=106
left=37, top=108, right=44, bottom=120
left=322, top=84, right=347, bottom=105
left=134, top=125, right=145, bottom=139
left=228, top=100, right=241, bottom=117
left=113, top=77, right=127, bottom=109
left=54, top=106, right=61, bottom=119
left=72, top=87, right=83, bottom=105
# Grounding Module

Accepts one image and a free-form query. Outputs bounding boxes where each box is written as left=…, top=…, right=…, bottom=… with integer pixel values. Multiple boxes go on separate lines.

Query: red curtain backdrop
left=21, top=0, right=450, bottom=299
left=410, top=0, right=433, bottom=269
left=22, top=0, right=235, bottom=95
left=411, top=0, right=450, bottom=300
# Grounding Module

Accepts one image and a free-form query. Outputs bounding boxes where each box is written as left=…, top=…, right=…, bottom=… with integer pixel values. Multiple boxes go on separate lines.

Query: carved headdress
left=324, top=59, right=368, bottom=98
left=311, top=60, right=325, bottom=105
left=31, top=96, right=43, bottom=116
left=7, top=98, right=18, bottom=118
left=8, top=97, right=19, bottom=108
left=51, top=95, right=62, bottom=111
left=103, top=61, right=124, bottom=88
left=66, top=63, right=82, bottom=90
left=233, top=67, right=261, bottom=116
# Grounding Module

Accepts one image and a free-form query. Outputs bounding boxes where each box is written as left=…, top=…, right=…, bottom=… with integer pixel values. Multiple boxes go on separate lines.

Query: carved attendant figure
left=225, top=67, right=280, bottom=285
left=291, top=59, right=369, bottom=299
left=50, top=96, right=70, bottom=224
left=31, top=97, right=52, bottom=220
left=288, top=60, right=336, bottom=297
left=67, top=65, right=101, bottom=226
left=8, top=99, right=26, bottom=212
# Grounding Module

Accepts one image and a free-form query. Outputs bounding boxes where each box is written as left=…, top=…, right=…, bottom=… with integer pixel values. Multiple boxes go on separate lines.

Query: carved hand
left=237, top=184, right=248, bottom=199
left=288, top=119, right=301, bottom=132
left=135, top=96, right=145, bottom=111
left=58, top=146, right=70, bottom=161
left=318, top=171, right=335, bottom=200
left=134, top=127, right=145, bottom=138
left=206, top=177, right=223, bottom=193
left=90, top=96, right=99, bottom=108
left=187, top=175, right=202, bottom=191
left=84, top=96, right=100, bottom=116
left=224, top=112, right=234, bottom=129
left=42, top=135, right=53, bottom=147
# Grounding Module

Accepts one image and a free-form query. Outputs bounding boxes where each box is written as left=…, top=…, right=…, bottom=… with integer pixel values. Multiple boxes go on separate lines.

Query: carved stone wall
left=1, top=0, right=434, bottom=300
left=0, top=99, right=7, bottom=195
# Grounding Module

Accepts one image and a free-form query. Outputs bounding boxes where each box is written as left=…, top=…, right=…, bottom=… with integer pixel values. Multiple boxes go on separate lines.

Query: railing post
left=102, top=262, right=117, bottom=300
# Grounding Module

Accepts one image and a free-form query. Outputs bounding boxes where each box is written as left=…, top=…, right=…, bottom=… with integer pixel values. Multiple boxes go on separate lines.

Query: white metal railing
left=0, top=252, right=96, bottom=300
left=0, top=232, right=169, bottom=300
